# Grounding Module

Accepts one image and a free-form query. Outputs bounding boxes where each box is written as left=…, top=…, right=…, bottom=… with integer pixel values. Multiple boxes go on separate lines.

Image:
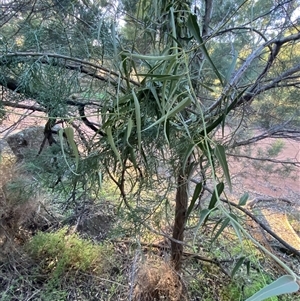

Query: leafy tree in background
left=0, top=0, right=300, bottom=299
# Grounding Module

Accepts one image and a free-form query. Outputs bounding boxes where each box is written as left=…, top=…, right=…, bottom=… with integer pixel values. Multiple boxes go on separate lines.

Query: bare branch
left=202, top=0, right=213, bottom=37
left=205, top=32, right=300, bottom=114
left=253, top=64, right=300, bottom=94
left=226, top=153, right=300, bottom=167
left=199, top=184, right=300, bottom=258
left=216, top=27, right=269, bottom=43
left=232, top=127, right=300, bottom=147
left=222, top=198, right=300, bottom=258
left=1, top=100, right=46, bottom=112
left=1, top=96, right=106, bottom=136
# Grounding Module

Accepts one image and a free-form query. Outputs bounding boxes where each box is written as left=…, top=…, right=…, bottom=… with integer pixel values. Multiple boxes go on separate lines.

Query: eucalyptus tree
left=0, top=0, right=300, bottom=299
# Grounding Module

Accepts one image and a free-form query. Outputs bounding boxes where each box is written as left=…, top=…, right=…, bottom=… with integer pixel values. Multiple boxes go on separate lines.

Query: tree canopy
left=0, top=0, right=300, bottom=300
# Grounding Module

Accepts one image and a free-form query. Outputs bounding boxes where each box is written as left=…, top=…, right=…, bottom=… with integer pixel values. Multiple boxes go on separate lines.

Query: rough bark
left=171, top=167, right=189, bottom=271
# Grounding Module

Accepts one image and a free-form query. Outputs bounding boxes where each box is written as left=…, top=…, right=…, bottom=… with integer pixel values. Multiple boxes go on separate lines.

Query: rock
left=5, top=126, right=45, bottom=159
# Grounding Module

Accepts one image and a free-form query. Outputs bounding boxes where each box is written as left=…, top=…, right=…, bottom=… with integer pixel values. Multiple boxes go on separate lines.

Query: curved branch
left=205, top=32, right=300, bottom=114
left=220, top=198, right=300, bottom=258
left=193, top=183, right=300, bottom=258
left=216, top=26, right=269, bottom=43
left=0, top=51, right=141, bottom=87
left=232, top=127, right=300, bottom=147
left=1, top=94, right=106, bottom=136
left=252, top=64, right=300, bottom=95
left=74, top=102, right=106, bottom=136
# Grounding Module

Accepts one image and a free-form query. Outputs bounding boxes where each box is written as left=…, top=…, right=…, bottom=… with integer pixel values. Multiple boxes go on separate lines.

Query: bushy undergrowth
left=0, top=227, right=125, bottom=301
left=26, top=227, right=113, bottom=277
left=0, top=154, right=299, bottom=301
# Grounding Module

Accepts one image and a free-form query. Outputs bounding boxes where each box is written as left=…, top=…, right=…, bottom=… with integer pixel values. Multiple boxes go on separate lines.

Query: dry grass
left=0, top=149, right=51, bottom=257
left=133, top=258, right=187, bottom=301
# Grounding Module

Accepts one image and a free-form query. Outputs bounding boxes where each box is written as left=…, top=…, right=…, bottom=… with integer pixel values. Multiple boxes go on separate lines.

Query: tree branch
left=216, top=27, right=269, bottom=43
left=226, top=153, right=300, bottom=167
left=232, top=127, right=300, bottom=147
left=253, top=64, right=300, bottom=95
left=205, top=32, right=300, bottom=114
left=1, top=95, right=106, bottom=136
left=1, top=100, right=46, bottom=112
left=223, top=198, right=300, bottom=257
left=199, top=185, right=300, bottom=258
left=0, top=52, right=140, bottom=88
left=202, top=0, right=213, bottom=37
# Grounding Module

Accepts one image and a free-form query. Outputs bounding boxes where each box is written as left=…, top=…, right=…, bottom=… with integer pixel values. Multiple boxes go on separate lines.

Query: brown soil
left=228, top=138, right=300, bottom=202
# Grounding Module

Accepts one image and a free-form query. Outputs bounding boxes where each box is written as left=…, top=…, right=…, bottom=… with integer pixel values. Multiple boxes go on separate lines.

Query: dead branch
left=196, top=184, right=300, bottom=258
left=221, top=198, right=300, bottom=257
left=226, top=153, right=300, bottom=167
left=248, top=197, right=293, bottom=208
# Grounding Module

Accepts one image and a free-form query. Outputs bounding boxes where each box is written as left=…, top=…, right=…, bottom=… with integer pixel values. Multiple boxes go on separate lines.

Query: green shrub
left=26, top=227, right=112, bottom=278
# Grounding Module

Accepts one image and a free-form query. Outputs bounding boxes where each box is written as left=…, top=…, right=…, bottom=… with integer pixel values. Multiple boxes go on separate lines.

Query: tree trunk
left=171, top=167, right=189, bottom=271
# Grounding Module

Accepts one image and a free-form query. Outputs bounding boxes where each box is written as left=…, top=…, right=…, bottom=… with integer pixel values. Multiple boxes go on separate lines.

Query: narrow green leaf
left=214, top=145, right=232, bottom=191
left=231, top=257, right=245, bottom=277
left=198, top=209, right=211, bottom=226
left=132, top=89, right=141, bottom=152
left=126, top=118, right=134, bottom=147
left=245, top=275, right=299, bottom=301
left=121, top=54, right=131, bottom=88
left=114, top=93, right=133, bottom=106
left=187, top=14, right=224, bottom=86
left=121, top=54, right=128, bottom=76
left=225, top=50, right=238, bottom=84
left=169, top=6, right=177, bottom=41
left=140, top=61, right=165, bottom=85
left=193, top=208, right=214, bottom=245
left=143, top=97, right=191, bottom=131
left=136, top=73, right=183, bottom=80
left=164, top=118, right=170, bottom=144
left=208, top=182, right=224, bottom=210
left=106, top=126, right=122, bottom=164
left=221, top=97, right=229, bottom=136
left=148, top=84, right=163, bottom=113
left=182, top=143, right=195, bottom=172
left=211, top=217, right=230, bottom=244
left=211, top=217, right=225, bottom=235
left=197, top=81, right=215, bottom=92
left=58, top=129, right=79, bottom=175
left=239, top=192, right=249, bottom=206
left=98, top=171, right=102, bottom=189
left=64, top=127, right=79, bottom=171
left=229, top=213, right=243, bottom=244
left=186, top=182, right=203, bottom=218
left=161, top=57, right=178, bottom=110
left=121, top=52, right=177, bottom=61
left=128, top=146, right=138, bottom=170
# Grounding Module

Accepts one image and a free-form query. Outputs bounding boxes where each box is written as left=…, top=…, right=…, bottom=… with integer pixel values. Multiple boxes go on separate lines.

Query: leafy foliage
left=0, top=0, right=299, bottom=300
